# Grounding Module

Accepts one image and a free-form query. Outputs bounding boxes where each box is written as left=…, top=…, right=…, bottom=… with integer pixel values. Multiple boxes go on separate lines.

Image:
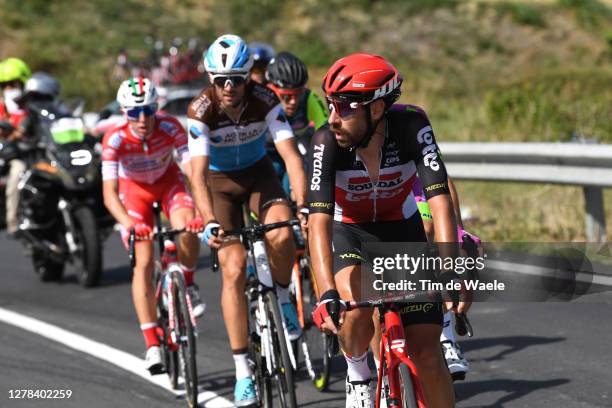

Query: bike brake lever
left=210, top=227, right=219, bottom=273
left=326, top=301, right=341, bottom=358
left=455, top=312, right=474, bottom=337
left=128, top=228, right=136, bottom=268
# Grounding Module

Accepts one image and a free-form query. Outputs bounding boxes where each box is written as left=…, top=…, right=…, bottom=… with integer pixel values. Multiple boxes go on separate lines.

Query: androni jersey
left=101, top=114, right=190, bottom=184
left=285, top=89, right=328, bottom=138
left=187, top=82, right=293, bottom=172
left=307, top=104, right=450, bottom=224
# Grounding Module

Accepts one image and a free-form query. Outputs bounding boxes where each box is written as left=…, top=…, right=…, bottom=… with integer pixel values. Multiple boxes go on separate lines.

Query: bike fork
left=58, top=199, right=78, bottom=253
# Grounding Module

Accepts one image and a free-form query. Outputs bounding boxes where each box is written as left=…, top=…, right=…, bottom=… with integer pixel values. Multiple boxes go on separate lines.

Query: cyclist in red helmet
left=309, top=53, right=468, bottom=408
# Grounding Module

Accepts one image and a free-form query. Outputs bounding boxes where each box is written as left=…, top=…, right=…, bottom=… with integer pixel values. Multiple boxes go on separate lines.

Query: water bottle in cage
left=162, top=273, right=171, bottom=310
left=161, top=240, right=178, bottom=270
left=252, top=240, right=273, bottom=288
left=246, top=250, right=256, bottom=280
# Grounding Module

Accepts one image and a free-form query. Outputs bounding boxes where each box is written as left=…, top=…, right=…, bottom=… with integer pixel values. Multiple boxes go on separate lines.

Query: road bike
left=341, top=294, right=425, bottom=408
left=211, top=218, right=298, bottom=408
left=128, top=203, right=199, bottom=408
left=289, top=231, right=336, bottom=392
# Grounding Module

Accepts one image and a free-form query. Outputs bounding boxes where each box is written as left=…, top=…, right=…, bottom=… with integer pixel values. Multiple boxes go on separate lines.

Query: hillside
left=1, top=0, right=612, bottom=241
left=1, top=0, right=610, bottom=141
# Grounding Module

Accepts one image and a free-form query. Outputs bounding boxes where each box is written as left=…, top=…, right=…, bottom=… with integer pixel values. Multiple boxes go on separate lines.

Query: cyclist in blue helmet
left=249, top=41, right=275, bottom=85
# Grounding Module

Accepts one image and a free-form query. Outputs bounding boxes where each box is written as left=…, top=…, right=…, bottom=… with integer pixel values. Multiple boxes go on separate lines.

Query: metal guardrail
left=439, top=142, right=611, bottom=242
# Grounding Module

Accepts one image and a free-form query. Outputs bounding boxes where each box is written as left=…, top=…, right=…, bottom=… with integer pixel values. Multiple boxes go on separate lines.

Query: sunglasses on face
left=210, top=73, right=248, bottom=88
left=125, top=104, right=158, bottom=120
left=326, top=97, right=365, bottom=120
left=268, top=84, right=304, bottom=102
left=0, top=80, right=22, bottom=89
left=279, top=92, right=303, bottom=103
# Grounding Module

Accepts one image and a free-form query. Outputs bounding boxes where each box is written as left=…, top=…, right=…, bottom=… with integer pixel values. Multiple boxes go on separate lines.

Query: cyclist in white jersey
left=187, top=34, right=307, bottom=407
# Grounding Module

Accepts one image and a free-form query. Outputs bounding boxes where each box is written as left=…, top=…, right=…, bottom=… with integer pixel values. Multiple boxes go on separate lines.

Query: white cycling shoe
left=145, top=346, right=163, bottom=374
left=346, top=377, right=375, bottom=408
left=441, top=340, right=469, bottom=381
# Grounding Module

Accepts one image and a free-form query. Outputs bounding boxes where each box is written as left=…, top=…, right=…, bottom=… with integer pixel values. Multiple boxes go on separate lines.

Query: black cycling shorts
left=332, top=213, right=427, bottom=273
left=331, top=213, right=442, bottom=327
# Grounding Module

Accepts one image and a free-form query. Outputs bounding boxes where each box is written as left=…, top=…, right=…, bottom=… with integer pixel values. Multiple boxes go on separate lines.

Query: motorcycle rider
left=0, top=58, right=31, bottom=236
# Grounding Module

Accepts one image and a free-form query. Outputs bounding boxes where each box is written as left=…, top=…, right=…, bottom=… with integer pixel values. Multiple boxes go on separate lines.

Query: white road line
left=488, top=260, right=612, bottom=287
left=0, top=307, right=234, bottom=408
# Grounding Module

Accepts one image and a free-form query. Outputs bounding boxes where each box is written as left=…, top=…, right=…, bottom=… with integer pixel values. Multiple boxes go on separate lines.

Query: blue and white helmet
left=204, top=34, right=253, bottom=74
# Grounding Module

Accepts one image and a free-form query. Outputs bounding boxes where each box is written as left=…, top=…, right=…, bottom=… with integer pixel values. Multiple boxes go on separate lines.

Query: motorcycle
left=10, top=100, right=112, bottom=286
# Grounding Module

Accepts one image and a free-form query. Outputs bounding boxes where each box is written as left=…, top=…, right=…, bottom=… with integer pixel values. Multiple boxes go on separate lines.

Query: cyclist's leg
left=250, top=158, right=295, bottom=287
left=404, top=321, right=454, bottom=408
left=118, top=184, right=159, bottom=350
left=251, top=157, right=301, bottom=338
left=332, top=223, right=374, bottom=376
left=336, top=264, right=375, bottom=371
left=218, top=241, right=249, bottom=350
left=160, top=172, right=199, bottom=278
left=209, top=170, right=253, bottom=386
left=5, top=159, right=26, bottom=234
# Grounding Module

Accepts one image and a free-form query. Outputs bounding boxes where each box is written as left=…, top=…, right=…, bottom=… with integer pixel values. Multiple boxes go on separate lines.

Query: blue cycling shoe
left=234, top=377, right=257, bottom=407
left=281, top=302, right=302, bottom=341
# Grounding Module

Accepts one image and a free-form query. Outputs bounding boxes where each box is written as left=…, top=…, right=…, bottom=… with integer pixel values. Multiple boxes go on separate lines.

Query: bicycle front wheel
left=173, top=271, right=198, bottom=408
left=264, top=291, right=297, bottom=408
left=300, top=263, right=331, bottom=391
left=398, top=364, right=420, bottom=408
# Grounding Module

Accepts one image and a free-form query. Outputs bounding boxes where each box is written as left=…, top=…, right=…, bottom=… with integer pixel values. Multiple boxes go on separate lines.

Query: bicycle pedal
left=451, top=371, right=466, bottom=382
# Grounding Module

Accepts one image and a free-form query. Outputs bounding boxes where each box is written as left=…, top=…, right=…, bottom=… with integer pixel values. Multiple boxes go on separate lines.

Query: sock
left=440, top=311, right=456, bottom=343
left=345, top=351, right=371, bottom=382
left=180, top=264, right=195, bottom=286
left=276, top=283, right=290, bottom=304
left=141, top=322, right=160, bottom=348
left=233, top=352, right=252, bottom=380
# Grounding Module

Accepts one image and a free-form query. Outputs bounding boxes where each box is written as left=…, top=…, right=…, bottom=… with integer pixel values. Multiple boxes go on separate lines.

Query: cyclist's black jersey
left=307, top=104, right=450, bottom=224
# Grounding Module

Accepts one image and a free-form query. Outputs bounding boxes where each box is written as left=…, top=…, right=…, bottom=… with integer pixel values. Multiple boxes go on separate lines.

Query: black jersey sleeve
left=307, top=126, right=336, bottom=215
left=395, top=109, right=450, bottom=199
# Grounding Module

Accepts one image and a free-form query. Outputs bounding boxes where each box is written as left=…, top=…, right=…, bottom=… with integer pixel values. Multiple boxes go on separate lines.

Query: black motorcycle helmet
left=265, top=52, right=308, bottom=89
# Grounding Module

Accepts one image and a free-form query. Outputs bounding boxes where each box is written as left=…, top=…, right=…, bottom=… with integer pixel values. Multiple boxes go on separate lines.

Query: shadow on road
left=462, top=335, right=565, bottom=362
left=455, top=378, right=570, bottom=407
left=299, top=395, right=346, bottom=407
left=96, top=264, right=132, bottom=287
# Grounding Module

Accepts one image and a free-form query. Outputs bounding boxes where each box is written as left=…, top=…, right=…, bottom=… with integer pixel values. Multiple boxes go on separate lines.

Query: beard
left=332, top=124, right=366, bottom=149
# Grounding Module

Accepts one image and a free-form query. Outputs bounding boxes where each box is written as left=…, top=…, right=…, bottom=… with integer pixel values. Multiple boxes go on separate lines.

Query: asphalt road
left=0, top=231, right=611, bottom=408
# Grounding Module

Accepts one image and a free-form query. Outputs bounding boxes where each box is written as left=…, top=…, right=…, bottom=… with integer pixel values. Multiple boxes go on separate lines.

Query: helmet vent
left=381, top=73, right=395, bottom=86
left=328, top=65, right=345, bottom=87
left=221, top=53, right=227, bottom=67
left=220, top=40, right=231, bottom=48
left=337, top=76, right=352, bottom=92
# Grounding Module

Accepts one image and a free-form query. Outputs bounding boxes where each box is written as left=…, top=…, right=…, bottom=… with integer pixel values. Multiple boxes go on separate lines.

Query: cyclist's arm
left=170, top=117, right=193, bottom=182
left=309, top=213, right=335, bottom=295
left=307, top=127, right=337, bottom=295
left=268, top=104, right=307, bottom=207
left=100, top=136, right=132, bottom=227
left=102, top=179, right=132, bottom=228
left=407, top=114, right=457, bottom=246
left=447, top=176, right=464, bottom=229
left=187, top=117, right=216, bottom=224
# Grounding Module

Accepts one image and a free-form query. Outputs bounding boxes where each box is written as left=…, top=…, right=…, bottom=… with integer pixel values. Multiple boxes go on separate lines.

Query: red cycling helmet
left=322, top=53, right=402, bottom=103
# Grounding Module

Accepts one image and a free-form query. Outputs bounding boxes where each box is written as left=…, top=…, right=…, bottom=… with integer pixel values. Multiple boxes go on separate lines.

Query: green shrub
left=495, top=2, right=547, bottom=27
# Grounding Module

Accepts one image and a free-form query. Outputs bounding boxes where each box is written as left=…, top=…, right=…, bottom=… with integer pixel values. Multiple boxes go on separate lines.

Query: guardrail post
left=583, top=186, right=606, bottom=242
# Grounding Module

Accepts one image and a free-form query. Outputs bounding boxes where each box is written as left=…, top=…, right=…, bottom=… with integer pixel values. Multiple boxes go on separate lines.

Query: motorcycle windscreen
left=50, top=117, right=85, bottom=145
